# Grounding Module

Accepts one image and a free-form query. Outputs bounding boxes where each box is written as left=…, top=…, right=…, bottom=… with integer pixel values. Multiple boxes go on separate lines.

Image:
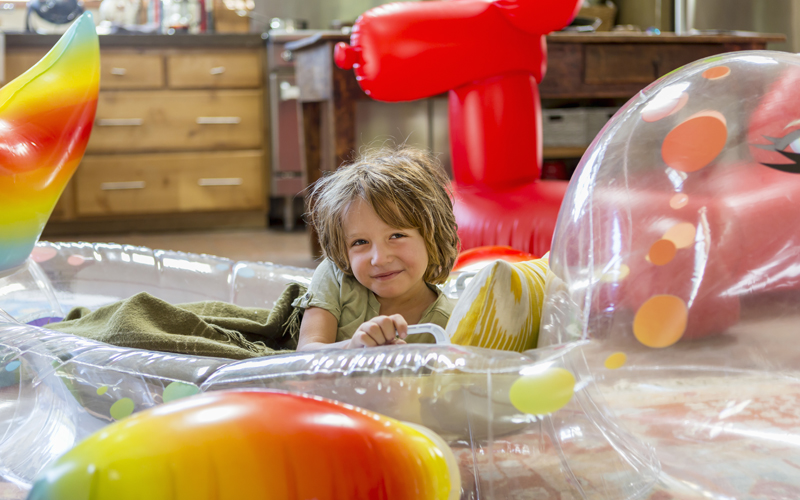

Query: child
left=295, top=147, right=460, bottom=350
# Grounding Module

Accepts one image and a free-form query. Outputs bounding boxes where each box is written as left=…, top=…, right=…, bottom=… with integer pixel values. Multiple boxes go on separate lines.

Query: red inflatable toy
left=335, top=0, right=581, bottom=256
left=452, top=245, right=538, bottom=273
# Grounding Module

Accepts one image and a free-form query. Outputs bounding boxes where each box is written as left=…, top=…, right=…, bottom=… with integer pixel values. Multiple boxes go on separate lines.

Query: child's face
left=342, top=198, right=430, bottom=301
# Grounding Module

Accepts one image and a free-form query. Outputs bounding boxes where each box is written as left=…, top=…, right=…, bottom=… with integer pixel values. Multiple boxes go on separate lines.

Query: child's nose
left=370, top=243, right=392, bottom=266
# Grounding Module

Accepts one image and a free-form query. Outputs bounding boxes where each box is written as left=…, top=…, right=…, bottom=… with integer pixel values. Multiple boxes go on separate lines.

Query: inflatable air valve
left=27, top=390, right=462, bottom=500
left=0, top=12, right=99, bottom=273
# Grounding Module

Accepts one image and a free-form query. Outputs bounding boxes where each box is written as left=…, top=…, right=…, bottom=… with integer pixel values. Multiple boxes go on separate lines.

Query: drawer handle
left=196, top=117, right=242, bottom=125
left=110, top=67, right=127, bottom=76
left=209, top=66, right=226, bottom=75
left=96, top=118, right=144, bottom=126
left=198, top=177, right=243, bottom=187
left=101, top=181, right=146, bottom=191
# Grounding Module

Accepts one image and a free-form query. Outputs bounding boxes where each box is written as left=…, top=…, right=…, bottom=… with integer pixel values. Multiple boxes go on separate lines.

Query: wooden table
left=286, top=31, right=785, bottom=254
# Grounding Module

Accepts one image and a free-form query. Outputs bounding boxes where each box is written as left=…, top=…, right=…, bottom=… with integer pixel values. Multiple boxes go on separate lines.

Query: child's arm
left=296, top=307, right=340, bottom=351
left=297, top=307, right=408, bottom=350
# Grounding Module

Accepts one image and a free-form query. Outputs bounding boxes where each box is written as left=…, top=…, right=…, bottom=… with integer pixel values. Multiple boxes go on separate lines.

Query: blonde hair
left=307, top=147, right=459, bottom=284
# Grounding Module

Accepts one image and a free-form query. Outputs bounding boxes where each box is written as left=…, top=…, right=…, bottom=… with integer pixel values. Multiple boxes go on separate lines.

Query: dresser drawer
left=583, top=43, right=726, bottom=85
left=167, top=51, right=264, bottom=89
left=87, top=90, right=264, bottom=153
left=101, top=52, right=165, bottom=89
left=3, top=51, right=165, bottom=90
left=75, top=151, right=266, bottom=216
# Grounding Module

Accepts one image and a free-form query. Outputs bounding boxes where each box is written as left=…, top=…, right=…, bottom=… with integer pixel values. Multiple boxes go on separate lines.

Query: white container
left=586, top=107, right=620, bottom=143
left=542, top=108, right=588, bottom=147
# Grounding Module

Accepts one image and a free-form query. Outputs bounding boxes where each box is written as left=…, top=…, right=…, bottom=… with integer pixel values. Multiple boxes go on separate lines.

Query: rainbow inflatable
left=27, top=390, right=461, bottom=500
left=0, top=12, right=99, bottom=273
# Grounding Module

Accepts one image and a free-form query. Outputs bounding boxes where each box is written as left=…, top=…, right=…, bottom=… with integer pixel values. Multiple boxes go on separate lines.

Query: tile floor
left=45, top=228, right=321, bottom=270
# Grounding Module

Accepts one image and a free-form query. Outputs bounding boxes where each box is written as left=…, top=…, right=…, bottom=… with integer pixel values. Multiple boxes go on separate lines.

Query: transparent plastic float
left=0, top=242, right=657, bottom=499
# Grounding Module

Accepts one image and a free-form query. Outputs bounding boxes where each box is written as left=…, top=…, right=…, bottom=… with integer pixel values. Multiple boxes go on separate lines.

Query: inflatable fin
left=0, top=12, right=99, bottom=273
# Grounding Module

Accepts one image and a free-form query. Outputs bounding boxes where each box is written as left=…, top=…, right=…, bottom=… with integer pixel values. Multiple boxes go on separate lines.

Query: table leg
left=300, top=100, right=324, bottom=257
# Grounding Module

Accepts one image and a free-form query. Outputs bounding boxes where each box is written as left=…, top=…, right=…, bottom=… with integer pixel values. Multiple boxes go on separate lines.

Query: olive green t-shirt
left=291, top=259, right=454, bottom=344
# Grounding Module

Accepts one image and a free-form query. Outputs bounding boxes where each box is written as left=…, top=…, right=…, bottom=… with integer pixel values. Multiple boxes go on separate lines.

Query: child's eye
left=351, top=239, right=367, bottom=247
left=390, top=233, right=406, bottom=239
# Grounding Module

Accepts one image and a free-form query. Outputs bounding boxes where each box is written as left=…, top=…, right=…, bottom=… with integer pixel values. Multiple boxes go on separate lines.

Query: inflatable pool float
left=0, top=241, right=658, bottom=500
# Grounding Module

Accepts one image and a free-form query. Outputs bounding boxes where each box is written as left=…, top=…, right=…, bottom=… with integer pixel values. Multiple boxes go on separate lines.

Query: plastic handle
left=406, top=323, right=450, bottom=344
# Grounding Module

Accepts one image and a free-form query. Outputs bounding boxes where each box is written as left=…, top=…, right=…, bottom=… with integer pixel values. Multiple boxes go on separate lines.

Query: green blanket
left=49, top=283, right=306, bottom=360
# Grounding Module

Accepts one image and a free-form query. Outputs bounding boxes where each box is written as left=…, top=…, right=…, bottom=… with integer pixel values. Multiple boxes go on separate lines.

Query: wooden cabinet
left=2, top=36, right=270, bottom=233
left=100, top=53, right=166, bottom=89
left=76, top=151, right=265, bottom=215
left=88, top=89, right=264, bottom=153
left=539, top=33, right=785, bottom=99
left=166, top=52, right=264, bottom=88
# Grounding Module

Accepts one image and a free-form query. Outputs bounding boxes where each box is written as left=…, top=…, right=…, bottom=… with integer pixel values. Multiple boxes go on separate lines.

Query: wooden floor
left=46, top=227, right=320, bottom=270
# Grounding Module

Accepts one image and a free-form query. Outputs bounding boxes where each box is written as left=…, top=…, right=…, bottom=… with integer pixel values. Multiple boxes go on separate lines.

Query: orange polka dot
left=649, top=239, right=676, bottom=266
left=642, top=91, right=689, bottom=123
left=30, top=247, right=57, bottom=263
left=633, top=295, right=688, bottom=348
left=604, top=352, right=627, bottom=370
left=662, top=111, right=727, bottom=172
left=702, top=66, right=731, bottom=80
left=663, top=222, right=696, bottom=249
left=67, top=255, right=85, bottom=266
left=670, top=193, right=689, bottom=209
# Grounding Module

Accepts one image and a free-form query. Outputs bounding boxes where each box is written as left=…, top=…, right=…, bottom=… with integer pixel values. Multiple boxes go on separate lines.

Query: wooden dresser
left=3, top=34, right=269, bottom=234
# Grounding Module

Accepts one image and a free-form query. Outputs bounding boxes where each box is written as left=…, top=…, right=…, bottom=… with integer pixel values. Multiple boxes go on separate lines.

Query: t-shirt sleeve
left=291, top=259, right=342, bottom=320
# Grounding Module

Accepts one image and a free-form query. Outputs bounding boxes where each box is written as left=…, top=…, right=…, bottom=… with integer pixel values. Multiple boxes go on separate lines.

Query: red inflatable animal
left=335, top=0, right=581, bottom=255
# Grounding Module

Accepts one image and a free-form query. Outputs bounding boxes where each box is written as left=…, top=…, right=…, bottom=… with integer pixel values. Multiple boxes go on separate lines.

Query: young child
left=295, top=147, right=460, bottom=350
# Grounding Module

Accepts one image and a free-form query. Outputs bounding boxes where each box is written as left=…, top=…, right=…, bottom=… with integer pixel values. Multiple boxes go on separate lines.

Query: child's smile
left=371, top=270, right=402, bottom=281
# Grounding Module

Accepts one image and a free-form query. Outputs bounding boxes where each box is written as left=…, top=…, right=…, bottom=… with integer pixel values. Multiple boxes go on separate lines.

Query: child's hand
left=349, top=314, right=408, bottom=348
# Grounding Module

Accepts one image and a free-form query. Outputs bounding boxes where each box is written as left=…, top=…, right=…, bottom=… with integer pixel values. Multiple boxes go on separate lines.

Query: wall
left=616, top=0, right=674, bottom=32
left=253, top=0, right=422, bottom=30
left=616, top=0, right=797, bottom=52
left=689, top=0, right=796, bottom=52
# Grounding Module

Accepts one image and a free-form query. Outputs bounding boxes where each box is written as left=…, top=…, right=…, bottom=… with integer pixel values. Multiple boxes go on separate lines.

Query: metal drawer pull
left=101, top=181, right=146, bottom=191
left=110, top=67, right=127, bottom=76
left=96, top=118, right=143, bottom=126
left=209, top=66, right=226, bottom=75
left=196, top=117, right=241, bottom=125
left=198, top=178, right=243, bottom=187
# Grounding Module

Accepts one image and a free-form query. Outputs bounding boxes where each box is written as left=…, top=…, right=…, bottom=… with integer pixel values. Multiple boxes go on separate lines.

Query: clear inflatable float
left=3, top=11, right=800, bottom=500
